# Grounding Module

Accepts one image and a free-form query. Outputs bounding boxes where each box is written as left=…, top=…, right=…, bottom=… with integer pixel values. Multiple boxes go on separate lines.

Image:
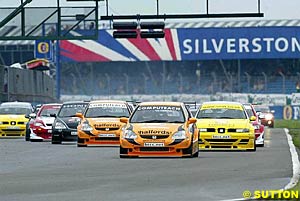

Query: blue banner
left=60, top=27, right=300, bottom=62
left=177, top=27, right=300, bottom=60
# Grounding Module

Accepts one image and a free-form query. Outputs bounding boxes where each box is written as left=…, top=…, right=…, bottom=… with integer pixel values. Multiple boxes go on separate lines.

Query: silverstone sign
left=60, top=27, right=300, bottom=62
left=177, top=27, right=300, bottom=60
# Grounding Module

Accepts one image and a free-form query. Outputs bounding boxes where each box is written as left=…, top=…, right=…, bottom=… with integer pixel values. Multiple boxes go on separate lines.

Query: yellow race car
left=76, top=100, right=133, bottom=147
left=0, top=102, right=33, bottom=137
left=119, top=101, right=199, bottom=158
left=195, top=101, right=256, bottom=151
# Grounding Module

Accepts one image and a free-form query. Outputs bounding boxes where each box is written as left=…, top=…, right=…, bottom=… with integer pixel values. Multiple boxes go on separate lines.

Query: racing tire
left=182, top=141, right=194, bottom=158
left=120, top=146, right=129, bottom=158
left=25, top=131, right=30, bottom=141
left=30, top=139, right=43, bottom=142
left=120, top=146, right=128, bottom=154
left=51, top=136, right=62, bottom=144
left=257, top=143, right=264, bottom=147
left=193, top=144, right=199, bottom=157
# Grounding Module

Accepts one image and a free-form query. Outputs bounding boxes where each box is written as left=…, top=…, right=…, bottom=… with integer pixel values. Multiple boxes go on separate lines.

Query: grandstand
left=1, top=19, right=300, bottom=97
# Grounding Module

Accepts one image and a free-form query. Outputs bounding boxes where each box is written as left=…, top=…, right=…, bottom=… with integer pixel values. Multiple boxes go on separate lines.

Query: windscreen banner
left=60, top=27, right=300, bottom=62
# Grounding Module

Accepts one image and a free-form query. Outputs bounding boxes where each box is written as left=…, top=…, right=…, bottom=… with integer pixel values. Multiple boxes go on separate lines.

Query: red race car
left=29, top=103, right=62, bottom=141
left=243, top=103, right=265, bottom=147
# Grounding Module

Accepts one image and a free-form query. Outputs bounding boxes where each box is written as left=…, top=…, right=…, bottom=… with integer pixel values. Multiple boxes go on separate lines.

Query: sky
left=1, top=0, right=300, bottom=21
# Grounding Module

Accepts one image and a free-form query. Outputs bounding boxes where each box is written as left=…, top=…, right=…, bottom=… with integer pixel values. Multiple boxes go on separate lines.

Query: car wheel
left=52, top=136, right=62, bottom=144
left=257, top=143, right=264, bottom=147
left=25, top=128, right=30, bottom=141
left=120, top=146, right=129, bottom=158
left=193, top=150, right=199, bottom=157
left=182, top=141, right=194, bottom=158
left=120, top=146, right=128, bottom=154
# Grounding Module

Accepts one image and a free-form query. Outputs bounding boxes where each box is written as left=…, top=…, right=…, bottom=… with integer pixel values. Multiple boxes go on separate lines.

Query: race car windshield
left=40, top=108, right=60, bottom=117
left=243, top=105, right=255, bottom=117
left=0, top=107, right=32, bottom=115
left=85, top=106, right=130, bottom=118
left=130, top=106, right=185, bottom=123
left=197, top=108, right=247, bottom=119
left=58, top=104, right=87, bottom=117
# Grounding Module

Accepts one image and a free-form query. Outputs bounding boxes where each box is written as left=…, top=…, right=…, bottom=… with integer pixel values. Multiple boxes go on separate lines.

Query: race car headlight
left=236, top=128, right=250, bottom=133
left=0, top=121, right=3, bottom=125
left=265, top=114, right=273, bottom=120
left=81, top=122, right=93, bottom=132
left=172, top=130, right=187, bottom=140
left=54, top=121, right=67, bottom=129
left=199, top=128, right=207, bottom=132
left=124, top=130, right=137, bottom=139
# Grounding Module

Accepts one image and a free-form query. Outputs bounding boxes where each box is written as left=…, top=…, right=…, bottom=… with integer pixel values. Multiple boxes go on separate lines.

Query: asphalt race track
left=0, top=128, right=294, bottom=201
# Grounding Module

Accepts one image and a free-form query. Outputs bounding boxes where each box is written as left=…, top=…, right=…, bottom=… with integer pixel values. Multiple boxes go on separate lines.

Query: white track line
left=284, top=128, right=300, bottom=190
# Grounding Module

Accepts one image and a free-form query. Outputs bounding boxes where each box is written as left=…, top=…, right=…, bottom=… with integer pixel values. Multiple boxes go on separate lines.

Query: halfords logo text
left=242, top=190, right=299, bottom=199
left=94, top=123, right=119, bottom=127
left=138, top=130, right=171, bottom=135
left=183, top=37, right=300, bottom=55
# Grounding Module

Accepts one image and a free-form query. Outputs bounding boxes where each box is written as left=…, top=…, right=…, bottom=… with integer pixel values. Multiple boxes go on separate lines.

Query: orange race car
left=76, top=100, right=133, bottom=147
left=119, top=101, right=199, bottom=158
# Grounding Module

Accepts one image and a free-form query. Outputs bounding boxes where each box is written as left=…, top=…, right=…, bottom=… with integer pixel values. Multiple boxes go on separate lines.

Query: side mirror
left=75, top=112, right=84, bottom=119
left=50, top=113, right=57, bottom=117
left=250, top=116, right=256, bottom=121
left=120, top=117, right=128, bottom=123
left=188, top=117, right=197, bottom=124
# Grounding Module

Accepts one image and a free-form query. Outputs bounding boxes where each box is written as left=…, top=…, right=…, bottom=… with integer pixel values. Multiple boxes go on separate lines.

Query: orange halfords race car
left=119, top=102, right=199, bottom=158
left=76, top=100, right=133, bottom=147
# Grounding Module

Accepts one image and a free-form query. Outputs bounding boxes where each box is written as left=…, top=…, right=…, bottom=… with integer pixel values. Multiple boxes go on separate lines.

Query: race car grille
left=95, top=127, right=119, bottom=131
left=46, top=124, right=52, bottom=126
left=17, top=122, right=26, bottom=125
left=140, top=135, right=169, bottom=139
left=140, top=147, right=169, bottom=152
left=66, top=123, right=79, bottom=129
left=239, top=139, right=249, bottom=144
left=95, top=137, right=119, bottom=141
left=1, top=133, right=24, bottom=136
left=206, top=139, right=238, bottom=143
left=2, top=129, right=25, bottom=132
left=210, top=145, right=232, bottom=149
